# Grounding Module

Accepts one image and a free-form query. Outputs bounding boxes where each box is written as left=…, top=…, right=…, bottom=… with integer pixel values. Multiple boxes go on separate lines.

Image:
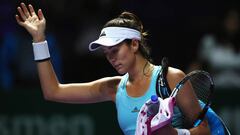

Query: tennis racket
left=169, top=70, right=214, bottom=127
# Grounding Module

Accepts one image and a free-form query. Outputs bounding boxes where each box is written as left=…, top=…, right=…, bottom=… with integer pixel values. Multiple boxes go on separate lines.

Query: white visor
left=89, top=27, right=141, bottom=51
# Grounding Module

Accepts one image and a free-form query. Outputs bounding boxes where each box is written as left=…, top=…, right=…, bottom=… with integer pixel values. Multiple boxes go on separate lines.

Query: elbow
left=41, top=86, right=60, bottom=101
left=43, top=92, right=54, bottom=101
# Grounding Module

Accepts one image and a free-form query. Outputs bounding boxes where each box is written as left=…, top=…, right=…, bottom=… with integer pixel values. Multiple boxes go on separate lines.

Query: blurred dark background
left=0, top=0, right=240, bottom=135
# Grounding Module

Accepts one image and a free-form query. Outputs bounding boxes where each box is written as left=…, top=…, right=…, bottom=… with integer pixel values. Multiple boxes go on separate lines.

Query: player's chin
left=115, top=67, right=127, bottom=75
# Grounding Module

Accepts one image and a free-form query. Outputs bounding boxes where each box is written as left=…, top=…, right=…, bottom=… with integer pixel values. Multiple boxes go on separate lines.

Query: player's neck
left=128, top=57, right=153, bottom=83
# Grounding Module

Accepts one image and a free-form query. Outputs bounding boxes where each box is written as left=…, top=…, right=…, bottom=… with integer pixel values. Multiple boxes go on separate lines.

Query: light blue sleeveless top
left=115, top=65, right=184, bottom=135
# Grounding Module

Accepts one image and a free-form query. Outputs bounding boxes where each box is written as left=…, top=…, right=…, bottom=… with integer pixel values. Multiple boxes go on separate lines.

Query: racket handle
left=193, top=105, right=209, bottom=127
left=193, top=119, right=202, bottom=127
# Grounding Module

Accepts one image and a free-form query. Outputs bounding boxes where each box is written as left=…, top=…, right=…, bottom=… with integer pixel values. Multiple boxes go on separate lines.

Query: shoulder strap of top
left=156, top=57, right=172, bottom=99
left=118, top=73, right=129, bottom=90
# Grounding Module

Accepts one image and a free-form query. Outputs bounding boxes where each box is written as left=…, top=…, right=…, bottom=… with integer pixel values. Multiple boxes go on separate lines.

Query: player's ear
left=131, top=39, right=139, bottom=53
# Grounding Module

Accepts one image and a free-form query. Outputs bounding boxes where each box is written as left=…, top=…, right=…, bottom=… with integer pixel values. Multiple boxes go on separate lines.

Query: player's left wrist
left=175, top=128, right=190, bottom=135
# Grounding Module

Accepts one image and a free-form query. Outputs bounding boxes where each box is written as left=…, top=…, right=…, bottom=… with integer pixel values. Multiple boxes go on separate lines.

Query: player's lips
left=113, top=64, right=121, bottom=69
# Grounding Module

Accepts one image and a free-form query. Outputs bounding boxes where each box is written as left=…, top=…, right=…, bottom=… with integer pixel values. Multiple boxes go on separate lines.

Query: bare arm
left=167, top=67, right=210, bottom=135
left=15, top=3, right=120, bottom=104
left=37, top=61, right=120, bottom=103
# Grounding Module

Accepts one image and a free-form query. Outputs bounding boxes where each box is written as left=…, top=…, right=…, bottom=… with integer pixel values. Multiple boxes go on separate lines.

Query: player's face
left=102, top=41, right=136, bottom=74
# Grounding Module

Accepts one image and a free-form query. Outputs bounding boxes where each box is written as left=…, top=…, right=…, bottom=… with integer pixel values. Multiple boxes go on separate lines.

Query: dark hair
left=103, top=12, right=152, bottom=62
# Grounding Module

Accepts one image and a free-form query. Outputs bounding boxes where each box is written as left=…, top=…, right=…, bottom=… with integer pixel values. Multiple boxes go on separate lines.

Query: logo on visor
left=99, top=31, right=106, bottom=37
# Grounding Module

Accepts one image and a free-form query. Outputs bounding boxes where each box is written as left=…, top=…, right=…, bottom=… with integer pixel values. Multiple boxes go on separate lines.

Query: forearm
left=154, top=127, right=209, bottom=135
left=152, top=121, right=210, bottom=135
left=32, top=37, right=60, bottom=100
left=37, top=60, right=61, bottom=100
left=189, top=121, right=210, bottom=135
left=174, top=121, right=210, bottom=135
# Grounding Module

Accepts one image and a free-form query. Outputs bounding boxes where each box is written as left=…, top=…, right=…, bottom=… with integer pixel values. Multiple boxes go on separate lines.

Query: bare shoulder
left=166, top=67, right=186, bottom=90
left=167, top=67, right=186, bottom=77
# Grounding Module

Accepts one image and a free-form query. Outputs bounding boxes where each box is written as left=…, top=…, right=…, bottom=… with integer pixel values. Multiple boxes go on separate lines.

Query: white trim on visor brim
left=89, top=27, right=141, bottom=51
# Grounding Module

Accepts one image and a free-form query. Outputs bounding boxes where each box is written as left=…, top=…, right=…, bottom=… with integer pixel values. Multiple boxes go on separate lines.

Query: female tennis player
left=15, top=3, right=210, bottom=135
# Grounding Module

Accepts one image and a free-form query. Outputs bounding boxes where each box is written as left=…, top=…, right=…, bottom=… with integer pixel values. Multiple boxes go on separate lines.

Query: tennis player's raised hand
left=16, top=3, right=46, bottom=42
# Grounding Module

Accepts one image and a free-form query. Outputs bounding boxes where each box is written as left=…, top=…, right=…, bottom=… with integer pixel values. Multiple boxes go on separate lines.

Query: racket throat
left=193, top=105, right=210, bottom=127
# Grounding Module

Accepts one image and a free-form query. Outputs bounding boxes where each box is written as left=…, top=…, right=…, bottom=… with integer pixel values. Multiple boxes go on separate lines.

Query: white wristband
left=176, top=129, right=190, bottom=135
left=32, top=40, right=50, bottom=61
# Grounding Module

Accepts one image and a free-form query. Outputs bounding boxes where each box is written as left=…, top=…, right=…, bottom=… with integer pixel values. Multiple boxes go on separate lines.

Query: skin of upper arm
left=48, top=76, right=121, bottom=104
left=167, top=67, right=201, bottom=124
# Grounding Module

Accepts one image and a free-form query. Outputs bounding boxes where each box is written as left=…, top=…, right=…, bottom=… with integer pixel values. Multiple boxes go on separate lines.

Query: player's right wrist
left=33, top=35, right=46, bottom=43
left=32, top=40, right=50, bottom=62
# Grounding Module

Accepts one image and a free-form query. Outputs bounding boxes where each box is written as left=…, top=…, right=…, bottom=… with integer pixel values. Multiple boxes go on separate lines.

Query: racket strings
left=189, top=74, right=212, bottom=104
left=181, top=72, right=213, bottom=127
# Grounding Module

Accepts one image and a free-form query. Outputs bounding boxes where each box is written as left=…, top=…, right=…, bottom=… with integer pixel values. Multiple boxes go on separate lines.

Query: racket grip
left=193, top=119, right=202, bottom=127
left=193, top=105, right=209, bottom=127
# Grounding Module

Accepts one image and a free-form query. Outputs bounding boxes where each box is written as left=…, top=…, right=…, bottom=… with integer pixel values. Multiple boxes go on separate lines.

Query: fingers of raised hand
left=28, top=4, right=37, bottom=16
left=38, top=9, right=45, bottom=21
left=20, top=3, right=30, bottom=17
left=17, top=5, right=27, bottom=21
left=17, top=3, right=37, bottom=22
left=15, top=14, right=24, bottom=26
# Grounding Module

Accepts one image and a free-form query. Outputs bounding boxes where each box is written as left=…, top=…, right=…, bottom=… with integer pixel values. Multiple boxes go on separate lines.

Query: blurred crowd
left=189, top=7, right=240, bottom=89
left=1, top=0, right=240, bottom=91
